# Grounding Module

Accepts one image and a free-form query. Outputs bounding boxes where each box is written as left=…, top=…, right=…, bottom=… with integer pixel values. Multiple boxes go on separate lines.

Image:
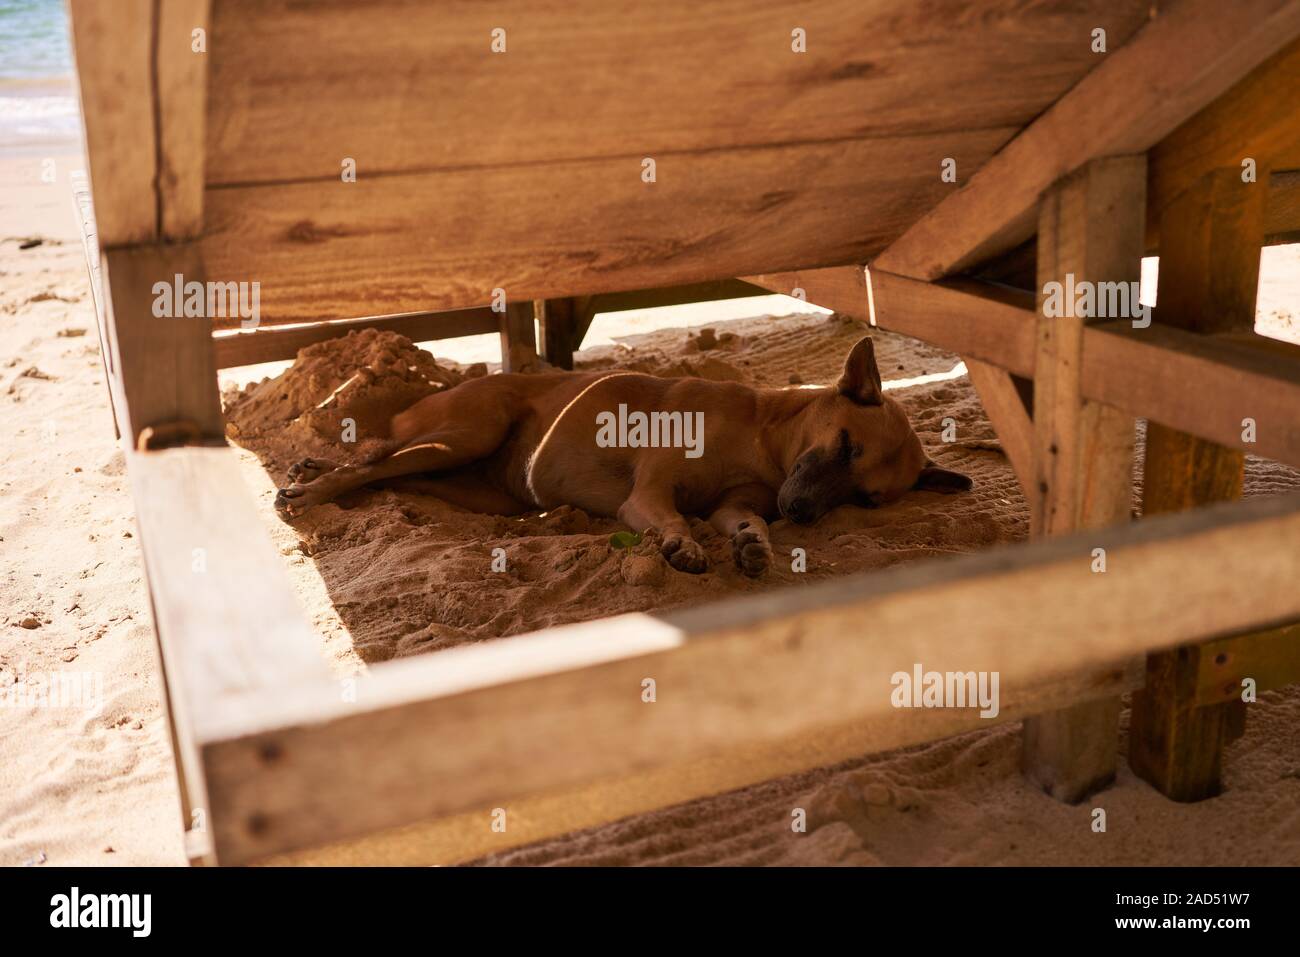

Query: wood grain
left=68, top=0, right=157, bottom=246
left=155, top=0, right=211, bottom=239
left=263, top=662, right=1143, bottom=866
left=1129, top=167, right=1266, bottom=802
left=873, top=0, right=1300, bottom=280
left=965, top=359, right=1035, bottom=501
left=1193, top=623, right=1300, bottom=707
left=1148, top=38, right=1300, bottom=241
left=1022, top=157, right=1145, bottom=804
left=205, top=0, right=1149, bottom=184
left=101, top=245, right=225, bottom=446
left=199, top=128, right=1013, bottom=327
left=866, top=271, right=1037, bottom=376
left=198, top=492, right=1300, bottom=864
left=850, top=269, right=1300, bottom=469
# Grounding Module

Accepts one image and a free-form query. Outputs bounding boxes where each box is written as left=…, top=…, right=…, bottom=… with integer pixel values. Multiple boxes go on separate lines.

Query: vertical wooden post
left=1128, top=167, right=1267, bottom=801
left=538, top=298, right=577, bottom=370
left=102, top=244, right=225, bottom=447
left=498, top=300, right=538, bottom=373
left=1022, top=156, right=1145, bottom=803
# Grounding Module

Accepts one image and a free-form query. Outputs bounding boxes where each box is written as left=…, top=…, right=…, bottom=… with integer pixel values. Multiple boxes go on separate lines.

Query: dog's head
left=776, top=337, right=972, bottom=525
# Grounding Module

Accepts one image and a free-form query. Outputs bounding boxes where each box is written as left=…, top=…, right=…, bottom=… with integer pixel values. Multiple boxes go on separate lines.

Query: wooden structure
left=67, top=0, right=1300, bottom=864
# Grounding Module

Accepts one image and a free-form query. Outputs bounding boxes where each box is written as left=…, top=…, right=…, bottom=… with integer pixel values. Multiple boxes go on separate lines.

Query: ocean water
left=0, top=0, right=80, bottom=150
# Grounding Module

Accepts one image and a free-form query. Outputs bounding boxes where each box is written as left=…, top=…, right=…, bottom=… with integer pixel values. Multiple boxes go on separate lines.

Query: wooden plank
left=1265, top=170, right=1300, bottom=243
left=1029, top=157, right=1142, bottom=537
left=537, top=299, right=576, bottom=371
left=198, top=492, right=1300, bottom=864
left=591, top=279, right=767, bottom=314
left=101, top=245, right=225, bottom=447
left=865, top=271, right=1037, bottom=377
left=68, top=0, right=210, bottom=244
left=127, top=446, right=332, bottom=860
left=205, top=0, right=1149, bottom=185
left=212, top=307, right=498, bottom=369
left=745, top=266, right=870, bottom=320
left=68, top=0, right=157, bottom=246
left=199, top=127, right=1015, bottom=326
left=852, top=270, right=1300, bottom=469
left=1193, top=622, right=1300, bottom=706
left=1083, top=323, right=1300, bottom=469
left=1022, top=157, right=1145, bottom=804
left=155, top=0, right=211, bottom=239
left=1129, top=167, right=1266, bottom=802
left=264, top=661, right=1143, bottom=866
left=964, top=359, right=1034, bottom=501
left=498, top=301, right=538, bottom=372
left=128, top=446, right=331, bottom=740
left=1148, top=38, right=1300, bottom=243
left=872, top=0, right=1300, bottom=280
left=70, top=171, right=120, bottom=441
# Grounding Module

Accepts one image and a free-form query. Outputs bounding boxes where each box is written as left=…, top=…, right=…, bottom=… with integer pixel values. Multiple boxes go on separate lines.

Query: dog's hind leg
left=618, top=485, right=709, bottom=574
left=708, top=483, right=776, bottom=577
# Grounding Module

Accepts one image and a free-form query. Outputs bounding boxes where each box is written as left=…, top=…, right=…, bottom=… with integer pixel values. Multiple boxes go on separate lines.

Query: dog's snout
left=786, top=496, right=815, bottom=524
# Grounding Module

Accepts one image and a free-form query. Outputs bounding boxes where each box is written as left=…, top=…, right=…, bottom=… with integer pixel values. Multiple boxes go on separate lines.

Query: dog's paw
left=274, top=484, right=317, bottom=519
left=732, top=523, right=772, bottom=577
left=661, top=535, right=709, bottom=574
left=286, top=457, right=339, bottom=485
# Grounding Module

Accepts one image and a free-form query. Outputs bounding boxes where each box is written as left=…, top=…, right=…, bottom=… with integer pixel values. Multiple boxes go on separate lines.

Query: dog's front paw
left=274, top=484, right=326, bottom=519
left=661, top=535, right=709, bottom=574
left=732, top=522, right=772, bottom=577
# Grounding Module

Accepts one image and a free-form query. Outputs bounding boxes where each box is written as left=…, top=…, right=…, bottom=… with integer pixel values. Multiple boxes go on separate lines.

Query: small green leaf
left=609, top=530, right=643, bottom=552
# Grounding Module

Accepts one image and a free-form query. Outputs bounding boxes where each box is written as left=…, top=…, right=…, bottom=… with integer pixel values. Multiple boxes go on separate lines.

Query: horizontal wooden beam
left=742, top=266, right=870, bottom=319
left=199, top=126, right=1014, bottom=327
left=1193, top=622, right=1300, bottom=706
left=260, top=660, right=1141, bottom=866
left=866, top=271, right=1037, bottom=377
left=872, top=0, right=1300, bottom=280
left=864, top=269, right=1300, bottom=468
left=199, top=492, right=1300, bottom=864
left=1083, top=322, right=1300, bottom=468
left=212, top=307, right=499, bottom=368
left=589, top=279, right=767, bottom=314
left=205, top=0, right=1148, bottom=185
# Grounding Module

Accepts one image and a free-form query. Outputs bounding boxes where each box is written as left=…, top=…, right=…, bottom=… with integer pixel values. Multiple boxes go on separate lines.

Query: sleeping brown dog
left=274, top=337, right=971, bottom=576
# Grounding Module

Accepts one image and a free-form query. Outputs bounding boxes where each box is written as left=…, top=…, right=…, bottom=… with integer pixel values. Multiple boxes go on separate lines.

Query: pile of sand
left=223, top=327, right=474, bottom=472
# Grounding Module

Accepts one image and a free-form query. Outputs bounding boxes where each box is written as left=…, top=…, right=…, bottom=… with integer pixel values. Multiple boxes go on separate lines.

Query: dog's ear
left=837, top=337, right=884, bottom=406
left=914, top=461, right=973, bottom=494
